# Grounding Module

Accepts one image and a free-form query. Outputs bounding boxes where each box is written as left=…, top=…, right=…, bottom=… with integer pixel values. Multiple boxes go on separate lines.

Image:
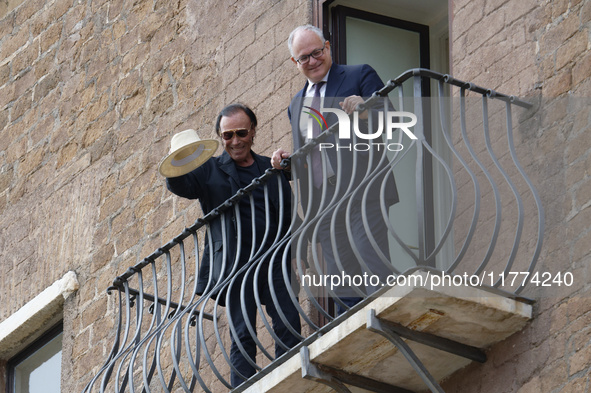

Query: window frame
left=5, top=322, right=63, bottom=393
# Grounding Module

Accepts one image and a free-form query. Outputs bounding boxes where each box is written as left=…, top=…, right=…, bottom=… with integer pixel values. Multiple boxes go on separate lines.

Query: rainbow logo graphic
left=303, top=106, right=328, bottom=131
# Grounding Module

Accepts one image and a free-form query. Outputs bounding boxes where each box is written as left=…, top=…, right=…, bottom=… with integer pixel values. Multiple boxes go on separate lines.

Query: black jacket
left=166, top=151, right=293, bottom=301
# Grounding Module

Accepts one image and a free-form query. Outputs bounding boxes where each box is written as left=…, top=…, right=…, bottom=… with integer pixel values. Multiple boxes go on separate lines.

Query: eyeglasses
left=221, top=127, right=250, bottom=140
left=295, top=47, right=325, bottom=65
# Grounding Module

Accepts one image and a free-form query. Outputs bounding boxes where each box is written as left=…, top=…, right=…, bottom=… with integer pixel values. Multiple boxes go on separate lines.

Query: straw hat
left=158, top=129, right=219, bottom=177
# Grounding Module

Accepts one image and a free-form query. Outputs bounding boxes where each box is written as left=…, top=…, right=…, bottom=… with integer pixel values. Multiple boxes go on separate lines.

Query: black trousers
left=227, top=260, right=301, bottom=387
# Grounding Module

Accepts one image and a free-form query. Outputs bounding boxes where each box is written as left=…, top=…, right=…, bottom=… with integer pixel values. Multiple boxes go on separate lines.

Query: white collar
left=306, top=69, right=330, bottom=93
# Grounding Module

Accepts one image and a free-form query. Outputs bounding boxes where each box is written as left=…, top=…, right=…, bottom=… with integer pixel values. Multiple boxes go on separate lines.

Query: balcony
left=84, top=69, right=544, bottom=393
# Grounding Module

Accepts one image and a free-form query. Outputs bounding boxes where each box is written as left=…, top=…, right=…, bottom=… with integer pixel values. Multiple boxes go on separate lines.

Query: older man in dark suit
left=272, top=25, right=399, bottom=314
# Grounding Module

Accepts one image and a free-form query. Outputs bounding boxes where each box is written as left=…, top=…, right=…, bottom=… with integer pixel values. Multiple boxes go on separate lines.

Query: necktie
left=310, top=82, right=325, bottom=188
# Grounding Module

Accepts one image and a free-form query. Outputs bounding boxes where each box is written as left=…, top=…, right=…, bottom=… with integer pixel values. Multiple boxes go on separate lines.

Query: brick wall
left=444, top=0, right=591, bottom=391
left=0, top=0, right=310, bottom=390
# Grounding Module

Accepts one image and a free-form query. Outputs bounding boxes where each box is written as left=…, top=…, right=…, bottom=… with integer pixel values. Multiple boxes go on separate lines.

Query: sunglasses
left=221, top=127, right=250, bottom=140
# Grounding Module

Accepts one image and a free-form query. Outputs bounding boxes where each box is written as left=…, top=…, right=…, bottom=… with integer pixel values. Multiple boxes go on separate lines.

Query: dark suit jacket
left=166, top=151, right=292, bottom=302
left=288, top=63, right=399, bottom=209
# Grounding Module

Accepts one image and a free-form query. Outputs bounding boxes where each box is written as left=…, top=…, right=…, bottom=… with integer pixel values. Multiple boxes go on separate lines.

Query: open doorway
left=320, top=0, right=452, bottom=272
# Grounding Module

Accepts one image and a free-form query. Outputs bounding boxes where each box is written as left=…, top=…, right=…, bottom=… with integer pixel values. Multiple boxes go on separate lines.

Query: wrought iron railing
left=84, top=69, right=544, bottom=392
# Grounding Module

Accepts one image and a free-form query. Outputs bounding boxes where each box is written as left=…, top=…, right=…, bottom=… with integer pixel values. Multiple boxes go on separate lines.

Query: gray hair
left=288, top=25, right=326, bottom=57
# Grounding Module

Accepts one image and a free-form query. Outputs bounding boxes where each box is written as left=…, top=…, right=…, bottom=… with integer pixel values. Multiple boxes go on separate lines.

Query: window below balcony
left=6, top=323, right=63, bottom=393
left=0, top=272, right=78, bottom=393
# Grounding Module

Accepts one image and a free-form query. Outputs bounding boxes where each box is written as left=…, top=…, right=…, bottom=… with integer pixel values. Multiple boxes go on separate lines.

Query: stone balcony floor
left=240, top=274, right=533, bottom=392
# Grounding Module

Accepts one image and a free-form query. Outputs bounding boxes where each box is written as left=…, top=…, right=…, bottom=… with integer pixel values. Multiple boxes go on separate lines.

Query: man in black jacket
left=166, top=103, right=301, bottom=388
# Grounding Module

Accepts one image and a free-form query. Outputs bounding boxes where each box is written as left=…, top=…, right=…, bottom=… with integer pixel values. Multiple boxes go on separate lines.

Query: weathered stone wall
left=443, top=0, right=591, bottom=391
left=0, top=0, right=25, bottom=19
left=0, top=0, right=309, bottom=390
left=2, top=0, right=589, bottom=391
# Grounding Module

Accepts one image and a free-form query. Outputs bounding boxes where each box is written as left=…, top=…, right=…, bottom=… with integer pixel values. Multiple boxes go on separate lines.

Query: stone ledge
left=0, top=271, right=79, bottom=358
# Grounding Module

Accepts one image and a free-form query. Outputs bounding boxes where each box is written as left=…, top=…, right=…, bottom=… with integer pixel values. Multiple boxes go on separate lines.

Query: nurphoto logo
left=304, top=106, right=419, bottom=152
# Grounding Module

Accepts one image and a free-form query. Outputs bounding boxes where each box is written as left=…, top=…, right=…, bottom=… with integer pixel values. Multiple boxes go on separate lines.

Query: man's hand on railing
left=339, top=95, right=368, bottom=119
left=271, top=148, right=291, bottom=170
